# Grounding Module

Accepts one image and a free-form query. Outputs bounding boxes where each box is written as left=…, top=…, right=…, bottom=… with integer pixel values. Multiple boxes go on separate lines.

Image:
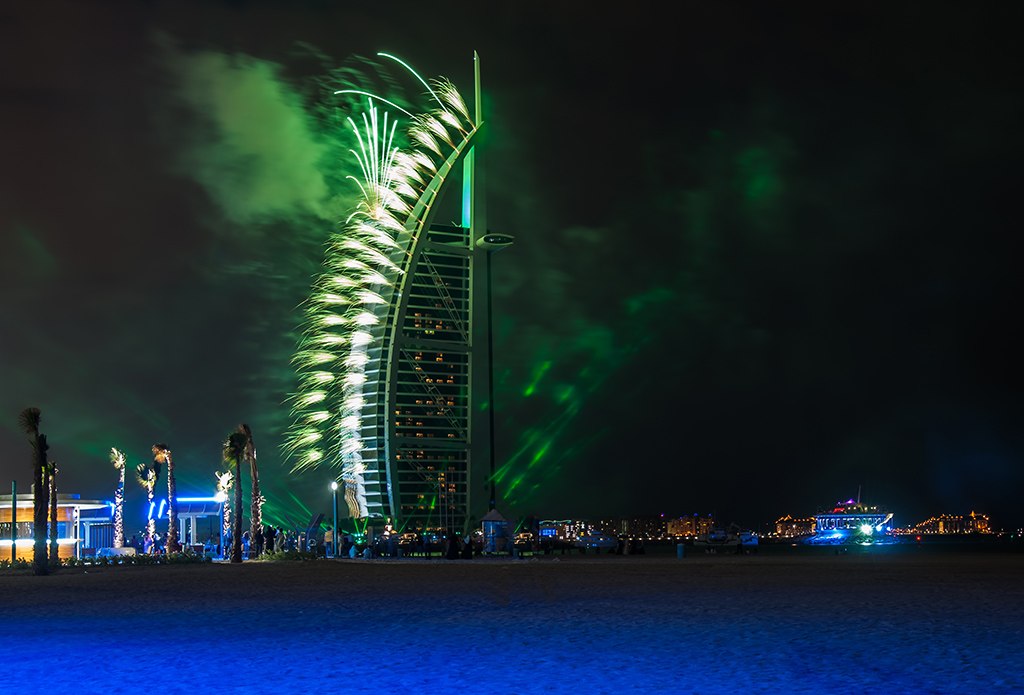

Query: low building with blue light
left=143, top=494, right=226, bottom=552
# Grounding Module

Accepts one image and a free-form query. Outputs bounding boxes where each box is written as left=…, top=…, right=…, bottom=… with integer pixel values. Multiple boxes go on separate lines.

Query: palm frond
left=135, top=462, right=152, bottom=488
left=110, top=447, right=126, bottom=470
left=151, top=443, right=171, bottom=464
left=18, top=407, right=41, bottom=435
left=215, top=470, right=234, bottom=491
left=223, top=432, right=248, bottom=462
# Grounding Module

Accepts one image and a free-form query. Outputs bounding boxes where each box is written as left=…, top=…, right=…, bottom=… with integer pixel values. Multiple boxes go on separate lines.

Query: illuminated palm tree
left=135, top=461, right=159, bottom=552
left=223, top=432, right=248, bottom=563
left=153, top=444, right=179, bottom=553
left=215, top=470, right=233, bottom=555
left=18, top=407, right=49, bottom=576
left=48, top=461, right=58, bottom=565
left=238, top=424, right=263, bottom=557
left=110, top=448, right=126, bottom=548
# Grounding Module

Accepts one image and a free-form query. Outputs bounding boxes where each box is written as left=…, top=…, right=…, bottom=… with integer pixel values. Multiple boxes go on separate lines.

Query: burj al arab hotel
left=286, top=52, right=510, bottom=535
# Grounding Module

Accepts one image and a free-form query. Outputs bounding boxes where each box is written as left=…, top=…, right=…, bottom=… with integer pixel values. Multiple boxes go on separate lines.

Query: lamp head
left=476, top=232, right=515, bottom=250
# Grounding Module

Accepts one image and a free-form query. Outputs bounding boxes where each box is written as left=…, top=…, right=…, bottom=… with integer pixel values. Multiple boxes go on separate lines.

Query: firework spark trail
left=286, top=56, right=477, bottom=519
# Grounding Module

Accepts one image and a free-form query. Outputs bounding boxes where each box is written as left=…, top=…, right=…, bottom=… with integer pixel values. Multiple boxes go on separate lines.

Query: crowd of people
left=126, top=524, right=308, bottom=558
left=123, top=524, right=492, bottom=561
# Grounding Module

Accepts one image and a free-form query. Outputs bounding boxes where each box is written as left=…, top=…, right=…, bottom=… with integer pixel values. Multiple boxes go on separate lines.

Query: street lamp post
left=330, top=481, right=338, bottom=558
left=11, top=480, right=16, bottom=562
left=475, top=232, right=515, bottom=511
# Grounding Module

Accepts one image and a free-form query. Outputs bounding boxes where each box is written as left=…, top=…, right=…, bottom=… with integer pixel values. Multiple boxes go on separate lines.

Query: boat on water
left=575, top=531, right=619, bottom=551
left=803, top=496, right=899, bottom=546
left=694, top=526, right=759, bottom=553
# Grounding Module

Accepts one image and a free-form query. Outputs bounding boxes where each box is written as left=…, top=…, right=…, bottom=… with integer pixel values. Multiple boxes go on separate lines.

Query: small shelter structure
left=145, top=493, right=226, bottom=554
left=481, top=508, right=509, bottom=554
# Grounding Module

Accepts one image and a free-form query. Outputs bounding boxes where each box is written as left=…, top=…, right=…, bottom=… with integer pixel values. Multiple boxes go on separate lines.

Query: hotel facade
left=288, top=55, right=501, bottom=535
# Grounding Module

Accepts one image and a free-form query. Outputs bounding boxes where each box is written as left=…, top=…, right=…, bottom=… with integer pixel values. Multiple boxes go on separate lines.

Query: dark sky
left=2, top=1, right=1022, bottom=532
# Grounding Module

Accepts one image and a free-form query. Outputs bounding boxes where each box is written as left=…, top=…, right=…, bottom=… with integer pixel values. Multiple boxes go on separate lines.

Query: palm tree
left=153, top=444, right=179, bottom=553
left=110, top=448, right=126, bottom=548
left=238, top=424, right=263, bottom=557
left=135, top=461, right=159, bottom=552
left=48, top=461, right=58, bottom=565
left=19, top=407, right=49, bottom=576
left=223, top=432, right=248, bottom=563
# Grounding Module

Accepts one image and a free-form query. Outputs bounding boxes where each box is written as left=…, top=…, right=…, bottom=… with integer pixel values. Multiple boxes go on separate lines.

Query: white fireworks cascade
left=286, top=56, right=476, bottom=519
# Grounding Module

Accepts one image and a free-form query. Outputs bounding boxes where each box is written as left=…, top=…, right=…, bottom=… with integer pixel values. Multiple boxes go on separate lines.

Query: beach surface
left=4, top=548, right=1022, bottom=694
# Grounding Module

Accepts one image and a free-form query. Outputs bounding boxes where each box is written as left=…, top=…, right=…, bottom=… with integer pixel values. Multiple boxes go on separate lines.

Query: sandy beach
left=4, top=547, right=1022, bottom=694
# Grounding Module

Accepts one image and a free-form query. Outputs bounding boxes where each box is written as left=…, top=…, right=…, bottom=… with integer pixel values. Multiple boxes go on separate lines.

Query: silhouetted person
left=460, top=537, right=473, bottom=560
left=446, top=535, right=460, bottom=560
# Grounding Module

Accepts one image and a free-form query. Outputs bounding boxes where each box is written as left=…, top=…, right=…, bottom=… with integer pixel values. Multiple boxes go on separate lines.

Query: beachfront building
left=0, top=493, right=112, bottom=561
left=911, top=512, right=992, bottom=535
left=804, top=498, right=897, bottom=545
left=666, top=514, right=716, bottom=538
left=287, top=55, right=504, bottom=537
left=593, top=515, right=669, bottom=539
left=774, top=515, right=816, bottom=537
left=538, top=519, right=589, bottom=542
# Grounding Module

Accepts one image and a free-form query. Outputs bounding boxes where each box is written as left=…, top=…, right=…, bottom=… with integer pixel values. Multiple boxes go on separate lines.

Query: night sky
left=2, top=2, right=1022, bottom=532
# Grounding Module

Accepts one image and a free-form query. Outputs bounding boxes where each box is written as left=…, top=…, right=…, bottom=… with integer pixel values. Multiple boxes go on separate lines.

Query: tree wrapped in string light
left=153, top=444, right=179, bottom=553
left=223, top=432, right=248, bottom=564
left=135, top=461, right=159, bottom=552
left=110, top=447, right=126, bottom=548
left=215, top=470, right=233, bottom=545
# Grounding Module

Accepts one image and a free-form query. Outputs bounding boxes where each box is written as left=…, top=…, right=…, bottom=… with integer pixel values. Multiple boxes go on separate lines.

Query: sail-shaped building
left=287, top=53, right=505, bottom=535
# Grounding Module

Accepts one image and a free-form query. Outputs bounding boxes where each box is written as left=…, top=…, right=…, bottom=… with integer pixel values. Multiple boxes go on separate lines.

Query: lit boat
left=804, top=497, right=899, bottom=546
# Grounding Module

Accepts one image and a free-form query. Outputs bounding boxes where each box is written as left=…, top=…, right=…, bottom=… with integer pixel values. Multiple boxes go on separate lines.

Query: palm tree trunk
left=239, top=424, right=262, bottom=558
left=223, top=432, right=247, bottom=563
left=113, top=466, right=124, bottom=548
left=48, top=463, right=58, bottom=566
left=147, top=486, right=155, bottom=552
left=19, top=408, right=48, bottom=574
left=232, top=455, right=243, bottom=563
left=32, top=436, right=49, bottom=576
left=165, top=452, right=179, bottom=553
left=112, top=449, right=125, bottom=549
left=222, top=497, right=231, bottom=544
left=139, top=459, right=161, bottom=553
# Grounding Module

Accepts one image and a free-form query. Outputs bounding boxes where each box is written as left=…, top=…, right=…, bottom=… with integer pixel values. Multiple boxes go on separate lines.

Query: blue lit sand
left=4, top=548, right=1022, bottom=694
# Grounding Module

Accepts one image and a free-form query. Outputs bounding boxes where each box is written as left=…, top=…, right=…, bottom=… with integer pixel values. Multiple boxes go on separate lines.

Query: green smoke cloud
left=161, top=44, right=342, bottom=226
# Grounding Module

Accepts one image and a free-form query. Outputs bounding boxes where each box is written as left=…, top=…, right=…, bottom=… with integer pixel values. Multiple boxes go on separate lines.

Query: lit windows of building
left=666, top=514, right=715, bottom=537
left=911, top=512, right=992, bottom=535
left=286, top=57, right=498, bottom=539
left=774, top=515, right=816, bottom=537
